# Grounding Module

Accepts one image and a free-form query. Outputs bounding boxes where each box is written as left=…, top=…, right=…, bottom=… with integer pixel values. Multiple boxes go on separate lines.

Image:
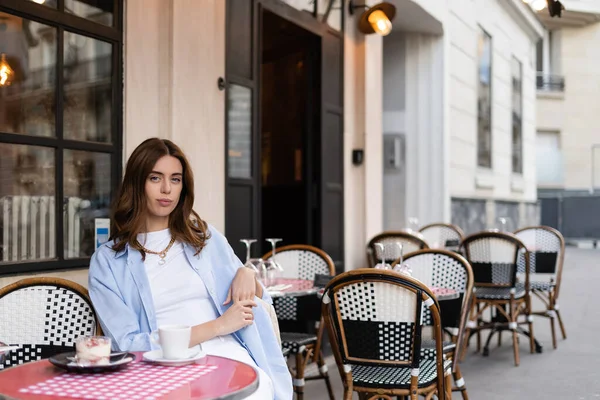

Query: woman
left=89, top=138, right=292, bottom=400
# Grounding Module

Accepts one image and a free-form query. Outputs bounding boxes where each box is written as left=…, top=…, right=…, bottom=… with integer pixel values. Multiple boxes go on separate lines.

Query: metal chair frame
left=514, top=225, right=567, bottom=349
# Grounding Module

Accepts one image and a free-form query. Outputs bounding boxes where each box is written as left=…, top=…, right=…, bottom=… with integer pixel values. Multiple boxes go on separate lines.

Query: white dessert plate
left=142, top=345, right=205, bottom=366
left=49, top=352, right=136, bottom=373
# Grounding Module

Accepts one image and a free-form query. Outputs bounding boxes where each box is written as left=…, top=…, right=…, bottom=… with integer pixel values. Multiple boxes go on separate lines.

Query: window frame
left=477, top=26, right=493, bottom=169
left=512, top=56, right=523, bottom=175
left=0, top=0, right=123, bottom=275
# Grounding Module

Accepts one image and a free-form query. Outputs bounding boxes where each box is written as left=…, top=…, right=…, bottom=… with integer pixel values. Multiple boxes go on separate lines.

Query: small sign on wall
left=95, top=218, right=110, bottom=248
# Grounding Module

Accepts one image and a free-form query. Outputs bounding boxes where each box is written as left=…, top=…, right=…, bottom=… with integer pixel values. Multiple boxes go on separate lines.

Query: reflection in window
left=477, top=27, right=492, bottom=168
left=0, top=144, right=56, bottom=263
left=227, top=84, right=252, bottom=179
left=63, top=150, right=111, bottom=258
left=63, top=32, right=113, bottom=143
left=0, top=13, right=56, bottom=137
left=65, top=0, right=114, bottom=26
left=512, top=57, right=523, bottom=174
left=317, top=0, right=342, bottom=31
left=280, top=0, right=315, bottom=15
left=27, top=0, right=58, bottom=8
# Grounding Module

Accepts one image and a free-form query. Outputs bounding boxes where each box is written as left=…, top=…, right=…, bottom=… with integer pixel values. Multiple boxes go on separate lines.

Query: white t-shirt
left=138, top=229, right=273, bottom=399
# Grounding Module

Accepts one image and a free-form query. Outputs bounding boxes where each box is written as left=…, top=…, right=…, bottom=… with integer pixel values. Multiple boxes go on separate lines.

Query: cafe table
left=0, top=352, right=258, bottom=400
left=267, top=277, right=459, bottom=301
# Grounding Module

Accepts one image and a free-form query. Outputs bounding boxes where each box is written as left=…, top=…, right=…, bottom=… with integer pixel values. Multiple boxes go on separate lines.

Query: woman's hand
left=216, top=299, right=256, bottom=336
left=224, top=267, right=258, bottom=305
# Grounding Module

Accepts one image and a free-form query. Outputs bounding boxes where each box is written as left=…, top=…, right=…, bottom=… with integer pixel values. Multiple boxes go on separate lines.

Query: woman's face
left=145, top=155, right=184, bottom=224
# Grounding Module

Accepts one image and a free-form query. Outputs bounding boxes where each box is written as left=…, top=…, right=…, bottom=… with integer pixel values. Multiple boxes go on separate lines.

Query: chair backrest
left=262, top=244, right=335, bottom=280
left=460, top=231, right=528, bottom=289
left=366, top=231, right=429, bottom=267
left=514, top=226, right=565, bottom=296
left=398, top=249, right=473, bottom=326
left=419, top=223, right=464, bottom=250
left=322, top=269, right=445, bottom=396
left=398, top=250, right=474, bottom=372
left=0, top=277, right=100, bottom=369
left=262, top=245, right=335, bottom=327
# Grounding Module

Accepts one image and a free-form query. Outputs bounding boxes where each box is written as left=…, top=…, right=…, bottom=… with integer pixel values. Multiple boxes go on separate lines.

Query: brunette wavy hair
left=110, top=138, right=210, bottom=257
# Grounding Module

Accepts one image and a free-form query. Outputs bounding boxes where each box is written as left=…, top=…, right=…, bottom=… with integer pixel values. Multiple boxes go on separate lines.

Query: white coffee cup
left=151, top=325, right=192, bottom=360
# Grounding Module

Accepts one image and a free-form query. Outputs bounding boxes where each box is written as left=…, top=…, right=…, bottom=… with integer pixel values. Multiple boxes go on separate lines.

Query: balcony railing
left=536, top=73, right=565, bottom=92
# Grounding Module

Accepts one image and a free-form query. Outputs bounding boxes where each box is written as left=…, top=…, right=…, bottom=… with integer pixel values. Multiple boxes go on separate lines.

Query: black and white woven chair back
left=0, top=282, right=97, bottom=370
left=265, top=245, right=334, bottom=323
left=367, top=232, right=429, bottom=267
left=323, top=271, right=435, bottom=367
left=269, top=247, right=332, bottom=281
left=515, top=227, right=564, bottom=283
left=403, top=250, right=471, bottom=329
left=461, top=232, right=524, bottom=288
left=419, top=224, right=464, bottom=250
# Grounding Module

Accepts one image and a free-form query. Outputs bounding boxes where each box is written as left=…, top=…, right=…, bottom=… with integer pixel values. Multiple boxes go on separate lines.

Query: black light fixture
left=348, top=1, right=397, bottom=36
left=547, top=0, right=565, bottom=17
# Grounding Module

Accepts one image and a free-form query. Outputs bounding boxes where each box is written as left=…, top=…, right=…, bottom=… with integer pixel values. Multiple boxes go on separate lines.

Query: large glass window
left=477, top=27, right=492, bottom=169
left=512, top=57, right=523, bottom=174
left=0, top=1, right=122, bottom=274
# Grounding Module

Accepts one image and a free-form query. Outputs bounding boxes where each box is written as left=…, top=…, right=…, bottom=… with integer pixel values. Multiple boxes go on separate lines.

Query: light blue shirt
left=88, top=225, right=293, bottom=400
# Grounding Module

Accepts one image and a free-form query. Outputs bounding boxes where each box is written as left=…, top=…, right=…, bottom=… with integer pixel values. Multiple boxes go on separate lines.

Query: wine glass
left=264, top=238, right=284, bottom=286
left=496, top=217, right=507, bottom=232
left=373, top=243, right=391, bottom=269
left=407, top=217, right=420, bottom=233
left=240, top=239, right=265, bottom=276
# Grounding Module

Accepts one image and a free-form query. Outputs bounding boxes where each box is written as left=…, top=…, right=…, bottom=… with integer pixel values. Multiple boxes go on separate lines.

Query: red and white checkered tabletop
left=0, top=353, right=258, bottom=400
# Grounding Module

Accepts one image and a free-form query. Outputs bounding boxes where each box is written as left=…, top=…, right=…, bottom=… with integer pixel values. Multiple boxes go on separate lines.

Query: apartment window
left=477, top=27, right=492, bottom=168
left=512, top=57, right=523, bottom=174
left=0, top=0, right=123, bottom=275
left=536, top=131, right=563, bottom=186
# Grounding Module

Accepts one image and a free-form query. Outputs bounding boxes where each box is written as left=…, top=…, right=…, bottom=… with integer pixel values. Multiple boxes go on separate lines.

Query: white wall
left=448, top=0, right=539, bottom=202
left=557, top=23, right=600, bottom=190
left=125, top=0, right=226, bottom=230
left=344, top=8, right=384, bottom=270
left=382, top=9, right=447, bottom=229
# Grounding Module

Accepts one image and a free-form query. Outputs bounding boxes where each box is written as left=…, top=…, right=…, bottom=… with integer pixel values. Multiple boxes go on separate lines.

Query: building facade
left=382, top=0, right=544, bottom=235
left=0, top=0, right=549, bottom=286
left=531, top=0, right=600, bottom=240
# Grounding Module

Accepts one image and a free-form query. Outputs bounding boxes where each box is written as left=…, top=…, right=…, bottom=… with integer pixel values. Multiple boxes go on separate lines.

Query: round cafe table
left=0, top=352, right=258, bottom=400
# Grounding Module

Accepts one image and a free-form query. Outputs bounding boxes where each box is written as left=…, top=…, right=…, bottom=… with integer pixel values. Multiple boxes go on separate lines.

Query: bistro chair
left=322, top=269, right=451, bottom=400
left=366, top=231, right=429, bottom=268
left=395, top=249, right=474, bottom=400
left=0, top=277, right=101, bottom=370
left=262, top=244, right=335, bottom=400
left=514, top=226, right=566, bottom=349
left=460, top=231, right=536, bottom=366
left=419, top=223, right=465, bottom=251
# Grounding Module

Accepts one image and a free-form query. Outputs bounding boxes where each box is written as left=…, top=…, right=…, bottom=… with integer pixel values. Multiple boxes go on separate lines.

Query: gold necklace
left=138, top=237, right=176, bottom=265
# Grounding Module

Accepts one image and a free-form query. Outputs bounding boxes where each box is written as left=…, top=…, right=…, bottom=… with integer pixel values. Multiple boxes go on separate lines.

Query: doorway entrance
left=259, top=11, right=320, bottom=255
left=225, top=0, right=345, bottom=271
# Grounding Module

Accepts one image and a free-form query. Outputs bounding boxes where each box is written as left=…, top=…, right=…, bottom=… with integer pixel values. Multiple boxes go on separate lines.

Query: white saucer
left=142, top=345, right=205, bottom=366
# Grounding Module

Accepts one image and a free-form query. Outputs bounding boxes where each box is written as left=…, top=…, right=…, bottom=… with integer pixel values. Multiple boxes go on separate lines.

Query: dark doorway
left=259, top=10, right=320, bottom=255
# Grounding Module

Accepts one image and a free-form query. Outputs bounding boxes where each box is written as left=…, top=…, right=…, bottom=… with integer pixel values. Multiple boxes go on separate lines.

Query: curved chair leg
left=316, top=351, right=335, bottom=400
left=510, top=300, right=520, bottom=366
left=453, top=364, right=469, bottom=400
left=550, top=314, right=557, bottom=349
left=556, top=309, right=567, bottom=339
left=445, top=373, right=453, bottom=399
left=294, top=352, right=306, bottom=400
left=343, top=389, right=352, bottom=400
left=528, top=317, right=536, bottom=354
left=512, top=328, right=520, bottom=367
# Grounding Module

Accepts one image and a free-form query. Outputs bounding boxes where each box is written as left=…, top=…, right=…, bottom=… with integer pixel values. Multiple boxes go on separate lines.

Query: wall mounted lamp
left=348, top=1, right=397, bottom=36
left=0, top=54, right=14, bottom=86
